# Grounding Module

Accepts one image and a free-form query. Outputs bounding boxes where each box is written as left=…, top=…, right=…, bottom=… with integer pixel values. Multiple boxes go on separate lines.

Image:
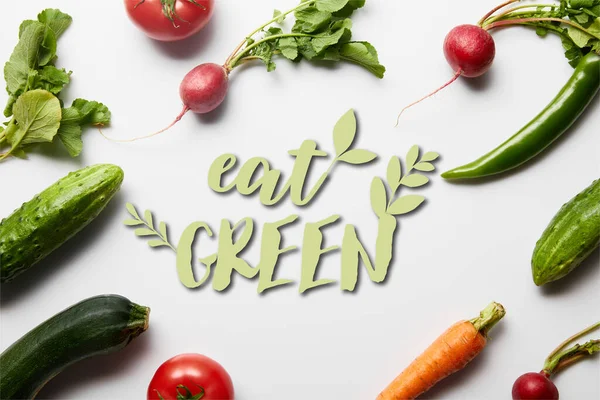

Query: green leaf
left=145, top=210, right=154, bottom=229
left=32, top=66, right=71, bottom=94
left=567, top=25, right=594, bottom=47
left=337, top=149, right=377, bottom=164
left=370, top=177, right=387, bottom=216
left=387, top=156, right=402, bottom=194
left=273, top=9, right=285, bottom=24
left=37, top=9, right=72, bottom=39
left=293, top=7, right=332, bottom=33
left=279, top=37, right=299, bottom=60
left=311, top=19, right=353, bottom=54
left=406, top=145, right=419, bottom=170
left=135, top=228, right=155, bottom=237
left=57, top=107, right=83, bottom=157
left=400, top=174, right=429, bottom=188
left=388, top=195, right=425, bottom=215
left=71, top=99, right=111, bottom=126
left=124, top=219, right=144, bottom=226
left=421, top=151, right=440, bottom=162
left=126, top=203, right=141, bottom=219
left=4, top=22, right=45, bottom=98
left=338, top=42, right=386, bottom=78
left=37, top=28, right=57, bottom=67
left=148, top=239, right=168, bottom=248
left=10, top=89, right=61, bottom=148
left=159, top=221, right=168, bottom=239
left=333, top=109, right=356, bottom=156
left=333, top=0, right=366, bottom=17
left=413, top=162, right=435, bottom=172
left=315, top=0, right=349, bottom=13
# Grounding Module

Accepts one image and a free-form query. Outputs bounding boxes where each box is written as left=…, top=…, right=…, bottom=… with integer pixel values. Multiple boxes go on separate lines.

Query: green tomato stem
left=469, top=302, right=506, bottom=337
left=223, top=0, right=317, bottom=69
left=227, top=33, right=314, bottom=70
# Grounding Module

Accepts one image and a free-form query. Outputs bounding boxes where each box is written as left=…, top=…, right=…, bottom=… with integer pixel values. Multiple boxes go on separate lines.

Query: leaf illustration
left=159, top=221, right=168, bottom=240
left=421, top=151, right=440, bottom=162
left=337, top=149, right=377, bottom=165
left=387, top=156, right=402, bottom=194
left=125, top=204, right=176, bottom=251
left=124, top=219, right=144, bottom=226
left=148, top=239, right=168, bottom=248
left=144, top=210, right=154, bottom=229
left=413, top=162, right=435, bottom=172
left=388, top=195, right=425, bottom=215
left=126, top=202, right=140, bottom=219
left=400, top=174, right=429, bottom=188
left=135, top=228, right=155, bottom=237
left=333, top=109, right=356, bottom=156
left=406, top=145, right=420, bottom=171
left=370, top=177, right=388, bottom=217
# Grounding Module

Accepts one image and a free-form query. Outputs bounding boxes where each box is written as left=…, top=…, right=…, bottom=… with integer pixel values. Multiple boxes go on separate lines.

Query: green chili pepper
left=442, top=52, right=600, bottom=181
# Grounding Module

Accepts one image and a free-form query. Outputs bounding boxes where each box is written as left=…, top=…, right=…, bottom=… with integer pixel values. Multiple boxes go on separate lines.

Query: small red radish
left=511, top=322, right=600, bottom=400
left=180, top=63, right=229, bottom=114
left=443, top=24, right=495, bottom=78
left=512, top=372, right=559, bottom=400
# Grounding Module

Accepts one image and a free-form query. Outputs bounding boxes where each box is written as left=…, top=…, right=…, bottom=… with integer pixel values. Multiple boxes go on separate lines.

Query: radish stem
left=478, top=0, right=521, bottom=27
left=485, top=17, right=600, bottom=40
left=483, top=4, right=559, bottom=26
left=224, top=0, right=317, bottom=67
left=227, top=33, right=314, bottom=69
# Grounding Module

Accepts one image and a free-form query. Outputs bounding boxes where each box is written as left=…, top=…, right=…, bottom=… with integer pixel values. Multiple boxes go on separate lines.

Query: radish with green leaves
left=113, top=0, right=385, bottom=142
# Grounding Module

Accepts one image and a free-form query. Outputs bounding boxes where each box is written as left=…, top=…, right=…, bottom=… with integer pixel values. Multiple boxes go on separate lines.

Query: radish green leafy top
left=224, top=0, right=385, bottom=78
left=0, top=9, right=111, bottom=162
left=481, top=0, right=600, bottom=67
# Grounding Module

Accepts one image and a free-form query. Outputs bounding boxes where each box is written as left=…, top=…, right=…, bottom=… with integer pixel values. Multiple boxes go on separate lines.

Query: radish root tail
left=100, top=106, right=190, bottom=143
left=395, top=69, right=462, bottom=127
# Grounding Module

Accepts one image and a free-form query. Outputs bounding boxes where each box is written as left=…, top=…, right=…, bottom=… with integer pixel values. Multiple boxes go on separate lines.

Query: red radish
left=511, top=322, right=600, bottom=400
left=443, top=24, right=495, bottom=78
left=512, top=372, right=559, bottom=400
left=180, top=63, right=229, bottom=114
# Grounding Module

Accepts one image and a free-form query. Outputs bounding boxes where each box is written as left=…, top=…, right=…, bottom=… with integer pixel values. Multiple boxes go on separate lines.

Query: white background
left=1, top=1, right=599, bottom=399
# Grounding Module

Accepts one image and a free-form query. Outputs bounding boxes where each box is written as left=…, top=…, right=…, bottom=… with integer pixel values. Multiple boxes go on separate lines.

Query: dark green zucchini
left=532, top=179, right=600, bottom=285
left=0, top=164, right=124, bottom=282
left=0, top=295, right=150, bottom=399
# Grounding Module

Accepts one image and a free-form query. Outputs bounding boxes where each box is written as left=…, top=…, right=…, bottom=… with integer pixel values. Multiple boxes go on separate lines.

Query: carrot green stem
left=469, top=302, right=506, bottom=337
left=224, top=0, right=316, bottom=68
left=478, top=0, right=521, bottom=27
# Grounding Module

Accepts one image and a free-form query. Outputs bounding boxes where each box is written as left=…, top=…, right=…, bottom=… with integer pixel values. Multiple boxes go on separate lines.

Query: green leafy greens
left=481, top=0, right=600, bottom=67
left=0, top=9, right=111, bottom=162
left=224, top=0, right=385, bottom=78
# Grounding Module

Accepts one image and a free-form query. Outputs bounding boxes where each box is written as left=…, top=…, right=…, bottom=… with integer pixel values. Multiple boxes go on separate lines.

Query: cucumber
left=532, top=179, right=600, bottom=286
left=0, top=164, right=123, bottom=282
left=0, top=295, right=150, bottom=399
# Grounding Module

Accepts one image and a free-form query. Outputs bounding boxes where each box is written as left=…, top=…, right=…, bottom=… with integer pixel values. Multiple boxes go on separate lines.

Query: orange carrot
left=377, top=302, right=505, bottom=400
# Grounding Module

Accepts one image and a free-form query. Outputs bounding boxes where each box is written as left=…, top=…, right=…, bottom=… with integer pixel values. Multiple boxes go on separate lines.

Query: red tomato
left=124, top=0, right=214, bottom=42
left=147, top=354, right=234, bottom=400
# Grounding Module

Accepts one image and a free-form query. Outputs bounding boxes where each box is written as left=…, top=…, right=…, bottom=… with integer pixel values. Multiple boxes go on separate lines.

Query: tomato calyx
left=155, top=385, right=205, bottom=400
left=135, top=0, right=207, bottom=28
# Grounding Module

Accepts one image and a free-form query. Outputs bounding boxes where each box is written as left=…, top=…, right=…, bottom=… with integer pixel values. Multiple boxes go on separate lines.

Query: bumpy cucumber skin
left=0, top=295, right=149, bottom=400
left=532, top=179, right=600, bottom=286
left=0, top=164, right=124, bottom=282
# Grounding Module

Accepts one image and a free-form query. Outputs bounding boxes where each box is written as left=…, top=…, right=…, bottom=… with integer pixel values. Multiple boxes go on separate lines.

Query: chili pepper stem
left=395, top=69, right=462, bottom=127
left=469, top=302, right=506, bottom=336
